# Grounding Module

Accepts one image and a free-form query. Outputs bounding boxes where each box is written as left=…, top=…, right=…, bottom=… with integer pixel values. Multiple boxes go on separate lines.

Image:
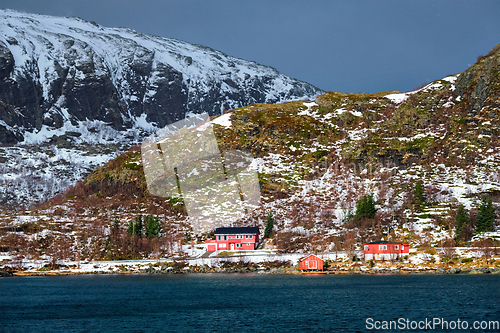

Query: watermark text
left=366, top=317, right=499, bottom=330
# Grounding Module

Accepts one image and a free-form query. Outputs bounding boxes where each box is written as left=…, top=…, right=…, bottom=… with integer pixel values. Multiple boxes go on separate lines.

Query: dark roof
left=214, top=227, right=259, bottom=235
left=365, top=240, right=404, bottom=245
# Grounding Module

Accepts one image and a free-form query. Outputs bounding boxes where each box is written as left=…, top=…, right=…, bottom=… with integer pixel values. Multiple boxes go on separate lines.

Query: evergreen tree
left=454, top=205, right=470, bottom=241
left=414, top=181, right=425, bottom=202
left=413, top=181, right=425, bottom=211
left=127, top=215, right=143, bottom=237
left=126, top=220, right=134, bottom=235
left=354, top=194, right=377, bottom=220
left=145, top=215, right=161, bottom=239
left=476, top=198, right=496, bottom=233
left=264, top=211, right=274, bottom=238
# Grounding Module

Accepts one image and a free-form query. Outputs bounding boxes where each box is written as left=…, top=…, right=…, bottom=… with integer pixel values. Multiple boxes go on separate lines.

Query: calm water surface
left=0, top=274, right=499, bottom=332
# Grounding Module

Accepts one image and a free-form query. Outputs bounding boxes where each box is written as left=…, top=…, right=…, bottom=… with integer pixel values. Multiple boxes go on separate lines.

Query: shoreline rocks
left=0, top=270, right=13, bottom=277
left=7, top=263, right=500, bottom=277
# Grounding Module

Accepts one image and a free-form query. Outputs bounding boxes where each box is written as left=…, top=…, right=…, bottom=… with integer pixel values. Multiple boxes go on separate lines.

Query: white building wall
left=365, top=253, right=402, bottom=261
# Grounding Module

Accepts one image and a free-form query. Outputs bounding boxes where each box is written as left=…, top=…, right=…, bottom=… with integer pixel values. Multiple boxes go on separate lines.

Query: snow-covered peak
left=2, top=9, right=269, bottom=86
left=0, top=9, right=322, bottom=207
left=0, top=9, right=321, bottom=132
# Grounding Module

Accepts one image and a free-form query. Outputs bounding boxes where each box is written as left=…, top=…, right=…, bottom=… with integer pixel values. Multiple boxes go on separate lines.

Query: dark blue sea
left=1, top=273, right=499, bottom=332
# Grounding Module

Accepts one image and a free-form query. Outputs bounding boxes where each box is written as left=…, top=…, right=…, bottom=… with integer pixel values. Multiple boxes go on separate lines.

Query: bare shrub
left=262, top=259, right=291, bottom=269
left=474, top=239, right=494, bottom=261
left=343, top=230, right=357, bottom=262
left=440, top=238, right=456, bottom=260
left=425, top=185, right=440, bottom=202
left=172, top=260, right=188, bottom=271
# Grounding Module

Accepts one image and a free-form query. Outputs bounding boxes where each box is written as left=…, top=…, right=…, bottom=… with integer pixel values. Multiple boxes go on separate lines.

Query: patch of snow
left=385, top=93, right=409, bottom=104
left=134, top=114, right=157, bottom=132
left=211, top=113, right=232, bottom=128
left=441, top=75, right=458, bottom=84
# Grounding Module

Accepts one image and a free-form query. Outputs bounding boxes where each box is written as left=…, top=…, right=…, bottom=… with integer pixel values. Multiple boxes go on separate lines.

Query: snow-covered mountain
left=0, top=9, right=321, bottom=143
left=0, top=9, right=322, bottom=206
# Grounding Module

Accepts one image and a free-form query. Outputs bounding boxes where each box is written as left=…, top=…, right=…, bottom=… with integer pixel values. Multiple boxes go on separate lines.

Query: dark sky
left=2, top=0, right=500, bottom=93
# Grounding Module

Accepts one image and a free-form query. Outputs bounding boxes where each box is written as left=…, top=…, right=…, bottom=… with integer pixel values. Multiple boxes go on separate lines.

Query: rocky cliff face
left=0, top=9, right=321, bottom=144
left=455, top=44, right=500, bottom=114
left=0, top=9, right=321, bottom=207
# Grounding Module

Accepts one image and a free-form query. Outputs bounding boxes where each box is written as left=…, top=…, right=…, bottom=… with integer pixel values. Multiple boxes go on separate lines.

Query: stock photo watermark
left=366, top=317, right=499, bottom=331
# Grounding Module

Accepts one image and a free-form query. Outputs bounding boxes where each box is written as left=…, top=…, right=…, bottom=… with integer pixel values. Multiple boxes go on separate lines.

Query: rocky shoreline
left=0, top=270, right=13, bottom=277
left=4, top=266, right=500, bottom=277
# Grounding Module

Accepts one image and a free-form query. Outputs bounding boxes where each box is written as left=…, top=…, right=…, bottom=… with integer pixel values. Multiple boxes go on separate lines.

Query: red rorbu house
left=364, top=241, right=410, bottom=261
left=300, top=254, right=324, bottom=271
left=205, top=227, right=259, bottom=251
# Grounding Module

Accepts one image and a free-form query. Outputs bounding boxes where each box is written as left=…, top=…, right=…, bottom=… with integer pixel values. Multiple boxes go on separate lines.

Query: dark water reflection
left=0, top=274, right=499, bottom=332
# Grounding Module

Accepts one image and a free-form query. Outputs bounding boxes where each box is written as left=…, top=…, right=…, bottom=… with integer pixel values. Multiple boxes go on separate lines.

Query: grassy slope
left=1, top=43, right=500, bottom=260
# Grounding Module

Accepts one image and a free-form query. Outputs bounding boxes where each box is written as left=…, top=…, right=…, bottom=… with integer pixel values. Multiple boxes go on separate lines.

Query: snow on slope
left=0, top=9, right=322, bottom=207
left=0, top=8, right=320, bottom=120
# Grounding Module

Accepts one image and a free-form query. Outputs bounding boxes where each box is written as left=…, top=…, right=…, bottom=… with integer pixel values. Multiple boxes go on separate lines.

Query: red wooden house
left=300, top=254, right=323, bottom=271
left=364, top=241, right=410, bottom=261
left=205, top=227, right=259, bottom=251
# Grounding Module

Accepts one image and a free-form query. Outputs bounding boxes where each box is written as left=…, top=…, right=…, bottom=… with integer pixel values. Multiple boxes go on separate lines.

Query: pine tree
left=127, top=215, right=143, bottom=237
left=454, top=205, right=469, bottom=241
left=126, top=220, right=134, bottom=235
left=354, top=194, right=377, bottom=220
left=414, top=181, right=425, bottom=202
left=413, top=181, right=425, bottom=211
left=476, top=198, right=496, bottom=233
left=264, top=211, right=274, bottom=238
left=366, top=194, right=377, bottom=218
left=145, top=215, right=161, bottom=239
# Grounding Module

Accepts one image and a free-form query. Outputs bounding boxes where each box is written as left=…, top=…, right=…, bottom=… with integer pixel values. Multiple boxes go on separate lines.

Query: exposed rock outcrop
left=0, top=9, right=322, bottom=144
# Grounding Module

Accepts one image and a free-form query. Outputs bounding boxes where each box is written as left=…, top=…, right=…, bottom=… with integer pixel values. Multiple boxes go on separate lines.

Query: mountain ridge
left=0, top=9, right=321, bottom=144
left=0, top=9, right=321, bottom=206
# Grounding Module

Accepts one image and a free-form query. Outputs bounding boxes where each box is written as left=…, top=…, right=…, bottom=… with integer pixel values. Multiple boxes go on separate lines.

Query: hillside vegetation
left=1, top=44, right=500, bottom=265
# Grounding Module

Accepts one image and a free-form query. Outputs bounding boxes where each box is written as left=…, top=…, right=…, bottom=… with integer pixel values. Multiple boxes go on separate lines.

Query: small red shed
left=364, top=241, right=410, bottom=261
left=300, top=254, right=323, bottom=271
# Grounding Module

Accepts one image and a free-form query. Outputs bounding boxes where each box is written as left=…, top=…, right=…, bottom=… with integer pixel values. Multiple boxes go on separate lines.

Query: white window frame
left=364, top=245, right=369, bottom=251
left=394, top=245, right=399, bottom=250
